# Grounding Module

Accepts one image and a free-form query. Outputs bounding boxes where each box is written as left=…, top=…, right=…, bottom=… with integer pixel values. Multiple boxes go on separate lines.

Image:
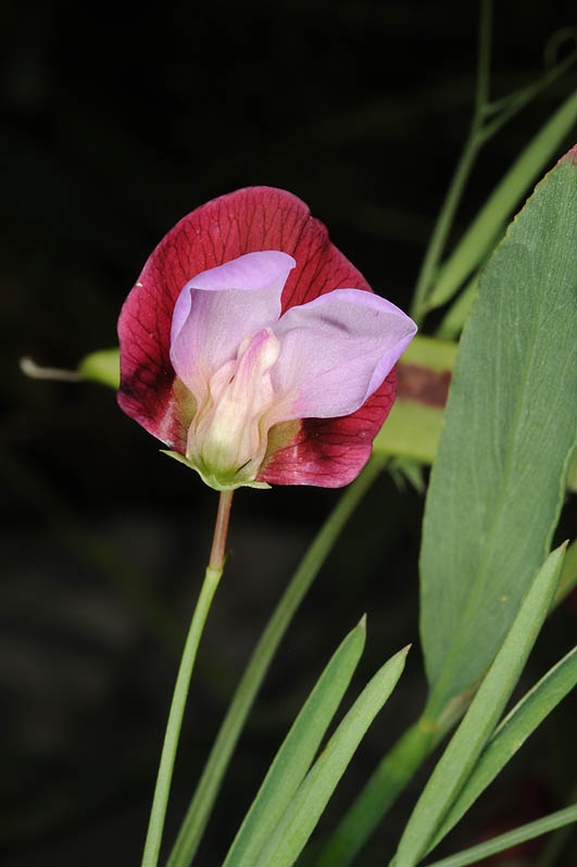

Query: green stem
left=141, top=491, right=233, bottom=867
left=410, top=0, right=492, bottom=323
left=474, top=0, right=492, bottom=113
left=410, top=137, right=480, bottom=323
left=166, top=454, right=388, bottom=867
left=480, top=48, right=577, bottom=143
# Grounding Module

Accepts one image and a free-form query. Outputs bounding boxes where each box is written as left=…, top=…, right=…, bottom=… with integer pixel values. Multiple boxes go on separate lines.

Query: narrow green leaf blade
left=427, top=642, right=577, bottom=854
left=420, top=147, right=577, bottom=707
left=315, top=712, right=446, bottom=867
left=424, top=803, right=577, bottom=867
left=222, top=618, right=366, bottom=867
left=254, top=646, right=409, bottom=867
left=552, top=537, right=577, bottom=607
left=395, top=545, right=565, bottom=867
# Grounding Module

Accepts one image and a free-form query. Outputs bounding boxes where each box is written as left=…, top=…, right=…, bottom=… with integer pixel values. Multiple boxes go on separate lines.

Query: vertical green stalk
left=409, top=139, right=479, bottom=322
left=141, top=491, right=234, bottom=867
left=410, top=0, right=492, bottom=323
left=166, top=454, right=388, bottom=867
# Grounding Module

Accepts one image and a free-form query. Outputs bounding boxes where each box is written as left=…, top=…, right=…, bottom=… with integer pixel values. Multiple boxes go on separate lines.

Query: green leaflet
left=420, top=148, right=577, bottom=710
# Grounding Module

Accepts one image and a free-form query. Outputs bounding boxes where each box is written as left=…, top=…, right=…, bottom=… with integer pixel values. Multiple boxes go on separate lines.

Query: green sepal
left=161, top=450, right=271, bottom=491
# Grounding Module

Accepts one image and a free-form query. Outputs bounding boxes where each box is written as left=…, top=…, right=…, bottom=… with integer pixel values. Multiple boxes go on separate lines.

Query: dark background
left=2, top=1, right=577, bottom=865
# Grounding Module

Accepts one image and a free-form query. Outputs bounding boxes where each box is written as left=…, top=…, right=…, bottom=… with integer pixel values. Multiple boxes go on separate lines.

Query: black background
left=2, top=1, right=577, bottom=865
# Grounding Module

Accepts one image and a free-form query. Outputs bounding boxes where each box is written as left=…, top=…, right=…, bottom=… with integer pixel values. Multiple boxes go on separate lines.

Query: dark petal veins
left=117, top=186, right=371, bottom=452
left=258, top=368, right=397, bottom=487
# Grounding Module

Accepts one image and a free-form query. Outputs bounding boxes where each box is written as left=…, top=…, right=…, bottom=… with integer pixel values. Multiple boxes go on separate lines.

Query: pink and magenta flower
left=117, top=187, right=416, bottom=490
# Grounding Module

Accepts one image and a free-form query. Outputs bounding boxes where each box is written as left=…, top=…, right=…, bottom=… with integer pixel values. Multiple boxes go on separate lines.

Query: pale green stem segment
left=141, top=491, right=234, bottom=867
left=166, top=454, right=388, bottom=867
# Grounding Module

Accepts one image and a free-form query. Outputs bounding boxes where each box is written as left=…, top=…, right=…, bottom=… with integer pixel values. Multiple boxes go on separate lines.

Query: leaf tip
left=557, top=142, right=577, bottom=167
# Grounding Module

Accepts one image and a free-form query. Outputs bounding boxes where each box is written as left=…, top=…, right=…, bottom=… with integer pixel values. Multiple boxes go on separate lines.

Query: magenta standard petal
left=272, top=289, right=416, bottom=419
left=170, top=252, right=294, bottom=394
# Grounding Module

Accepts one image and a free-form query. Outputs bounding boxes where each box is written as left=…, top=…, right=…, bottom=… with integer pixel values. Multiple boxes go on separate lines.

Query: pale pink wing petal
left=170, top=252, right=294, bottom=395
left=259, top=370, right=397, bottom=487
left=117, top=186, right=369, bottom=449
left=273, top=289, right=416, bottom=418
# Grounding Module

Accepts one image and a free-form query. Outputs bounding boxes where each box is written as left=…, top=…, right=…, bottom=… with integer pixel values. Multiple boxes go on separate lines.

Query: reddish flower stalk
left=208, top=490, right=234, bottom=572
